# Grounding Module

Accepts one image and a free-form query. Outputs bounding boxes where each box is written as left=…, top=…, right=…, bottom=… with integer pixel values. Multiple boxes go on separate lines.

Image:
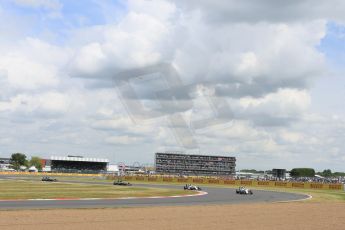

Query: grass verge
left=0, top=180, right=195, bottom=200
left=80, top=178, right=345, bottom=203
left=3, top=175, right=344, bottom=202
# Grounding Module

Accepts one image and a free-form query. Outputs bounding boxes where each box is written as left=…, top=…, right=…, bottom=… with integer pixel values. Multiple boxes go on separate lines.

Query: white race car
left=184, top=184, right=202, bottom=191
left=236, top=186, right=253, bottom=195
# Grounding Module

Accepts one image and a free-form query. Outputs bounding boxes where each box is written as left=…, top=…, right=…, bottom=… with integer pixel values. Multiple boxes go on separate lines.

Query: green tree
left=322, top=169, right=332, bottom=177
left=290, top=168, right=315, bottom=177
left=333, top=172, right=345, bottom=177
left=10, top=153, right=28, bottom=170
left=29, top=156, right=43, bottom=171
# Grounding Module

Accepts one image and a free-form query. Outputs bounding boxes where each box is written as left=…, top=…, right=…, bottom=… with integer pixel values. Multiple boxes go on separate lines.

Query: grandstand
left=46, top=156, right=109, bottom=174
left=272, top=168, right=286, bottom=179
left=155, top=152, right=236, bottom=176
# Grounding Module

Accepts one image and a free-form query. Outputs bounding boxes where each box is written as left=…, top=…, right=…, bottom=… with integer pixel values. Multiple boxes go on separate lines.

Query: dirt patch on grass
left=0, top=202, right=344, bottom=230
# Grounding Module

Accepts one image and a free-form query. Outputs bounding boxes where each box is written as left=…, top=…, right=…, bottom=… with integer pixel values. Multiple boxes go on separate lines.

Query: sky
left=0, top=0, right=345, bottom=171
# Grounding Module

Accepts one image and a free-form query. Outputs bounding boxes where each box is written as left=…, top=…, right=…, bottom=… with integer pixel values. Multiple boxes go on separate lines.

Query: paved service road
left=0, top=176, right=310, bottom=210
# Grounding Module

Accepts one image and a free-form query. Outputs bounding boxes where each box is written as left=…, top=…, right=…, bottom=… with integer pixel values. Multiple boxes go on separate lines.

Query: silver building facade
left=155, top=152, right=236, bottom=176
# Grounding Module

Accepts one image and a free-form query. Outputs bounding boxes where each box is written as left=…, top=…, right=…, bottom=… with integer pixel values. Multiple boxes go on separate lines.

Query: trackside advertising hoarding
left=118, top=175, right=343, bottom=191
left=1, top=172, right=343, bottom=191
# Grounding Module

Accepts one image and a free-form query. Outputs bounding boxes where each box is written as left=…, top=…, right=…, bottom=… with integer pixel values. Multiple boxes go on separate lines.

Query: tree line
left=241, top=168, right=345, bottom=177
left=287, top=168, right=345, bottom=177
left=9, top=153, right=43, bottom=171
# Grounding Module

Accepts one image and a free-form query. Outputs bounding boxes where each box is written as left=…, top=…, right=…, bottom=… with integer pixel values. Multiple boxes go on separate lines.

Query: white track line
left=0, top=191, right=208, bottom=202
left=274, top=194, right=313, bottom=203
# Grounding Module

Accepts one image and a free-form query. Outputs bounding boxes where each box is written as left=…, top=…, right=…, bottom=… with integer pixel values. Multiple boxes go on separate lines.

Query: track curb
left=0, top=191, right=208, bottom=202
left=274, top=194, right=313, bottom=203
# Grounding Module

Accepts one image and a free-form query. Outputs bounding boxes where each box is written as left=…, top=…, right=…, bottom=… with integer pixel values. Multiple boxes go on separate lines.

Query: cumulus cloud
left=69, top=11, right=173, bottom=79
left=0, top=92, right=71, bottom=126
left=0, top=56, right=59, bottom=90
left=0, top=37, right=70, bottom=91
left=173, top=0, right=345, bottom=23
left=64, top=0, right=327, bottom=136
left=234, top=89, right=311, bottom=126
left=105, top=135, right=144, bottom=145
left=12, top=0, right=62, bottom=10
left=0, top=0, right=345, bottom=169
left=68, top=2, right=327, bottom=100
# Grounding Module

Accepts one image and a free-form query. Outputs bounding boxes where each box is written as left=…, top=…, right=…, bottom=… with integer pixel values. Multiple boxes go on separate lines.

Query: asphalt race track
left=0, top=176, right=309, bottom=210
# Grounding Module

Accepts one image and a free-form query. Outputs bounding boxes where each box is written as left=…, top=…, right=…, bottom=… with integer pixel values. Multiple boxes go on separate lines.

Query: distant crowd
left=234, top=176, right=345, bottom=184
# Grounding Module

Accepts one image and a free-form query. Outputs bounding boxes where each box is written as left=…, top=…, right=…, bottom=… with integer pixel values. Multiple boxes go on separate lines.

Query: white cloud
left=239, top=89, right=311, bottom=116
left=278, top=130, right=304, bottom=143
left=1, top=0, right=345, bottom=170
left=0, top=55, right=59, bottom=90
left=70, top=11, right=171, bottom=78
left=128, top=0, right=176, bottom=21
left=91, top=117, right=133, bottom=130
left=173, top=0, right=345, bottom=23
left=0, top=92, right=69, bottom=115
left=0, top=37, right=70, bottom=91
left=202, top=120, right=261, bottom=141
left=12, top=0, right=62, bottom=10
left=105, top=135, right=143, bottom=145
left=0, top=137, right=11, bottom=145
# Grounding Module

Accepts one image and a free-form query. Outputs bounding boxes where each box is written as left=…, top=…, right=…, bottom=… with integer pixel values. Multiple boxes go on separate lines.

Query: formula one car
left=184, top=184, right=202, bottom=191
left=41, top=176, right=58, bottom=182
left=236, top=186, right=253, bottom=195
left=113, top=180, right=132, bottom=186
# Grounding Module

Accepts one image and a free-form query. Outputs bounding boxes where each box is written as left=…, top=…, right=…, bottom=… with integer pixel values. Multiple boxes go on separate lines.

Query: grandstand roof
left=50, top=156, right=109, bottom=163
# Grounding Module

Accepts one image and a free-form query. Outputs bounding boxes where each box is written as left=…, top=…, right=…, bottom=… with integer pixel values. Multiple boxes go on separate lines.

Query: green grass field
left=2, top=175, right=345, bottom=202
left=86, top=178, right=345, bottom=203
left=250, top=186, right=345, bottom=202
left=0, top=179, right=195, bottom=200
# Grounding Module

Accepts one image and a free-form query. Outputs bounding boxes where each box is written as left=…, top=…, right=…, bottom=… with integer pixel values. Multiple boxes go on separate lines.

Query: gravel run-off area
left=1, top=202, right=344, bottom=230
